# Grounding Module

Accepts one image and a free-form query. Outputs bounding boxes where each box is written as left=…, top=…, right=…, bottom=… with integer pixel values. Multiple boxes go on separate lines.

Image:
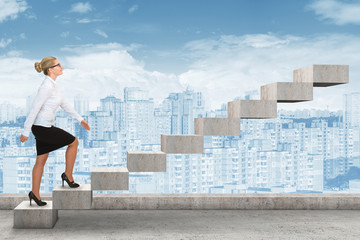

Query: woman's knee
left=69, top=137, right=79, bottom=147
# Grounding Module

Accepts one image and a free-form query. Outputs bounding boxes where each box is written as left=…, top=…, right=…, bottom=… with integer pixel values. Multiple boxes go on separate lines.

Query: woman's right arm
left=21, top=85, right=53, bottom=138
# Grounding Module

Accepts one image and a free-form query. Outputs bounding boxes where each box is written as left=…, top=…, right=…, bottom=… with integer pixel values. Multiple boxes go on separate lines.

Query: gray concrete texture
left=53, top=185, right=92, bottom=210
left=261, top=82, right=313, bottom=102
left=294, top=64, right=349, bottom=87
left=2, top=209, right=360, bottom=239
left=13, top=201, right=57, bottom=229
left=127, top=151, right=166, bottom=172
left=227, top=100, right=277, bottom=119
left=194, top=118, right=241, bottom=136
left=91, top=167, right=129, bottom=190
left=161, top=135, right=204, bottom=154
left=4, top=193, right=360, bottom=210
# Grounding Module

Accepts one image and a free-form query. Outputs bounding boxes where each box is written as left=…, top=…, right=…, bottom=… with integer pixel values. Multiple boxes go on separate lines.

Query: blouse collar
left=45, top=75, right=57, bottom=85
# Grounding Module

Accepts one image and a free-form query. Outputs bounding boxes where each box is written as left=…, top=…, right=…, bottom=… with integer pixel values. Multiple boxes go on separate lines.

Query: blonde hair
left=34, top=56, right=57, bottom=75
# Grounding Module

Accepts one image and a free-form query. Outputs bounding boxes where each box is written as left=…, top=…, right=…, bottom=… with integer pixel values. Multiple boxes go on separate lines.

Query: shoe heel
left=29, top=198, right=32, bottom=206
left=62, top=179, right=64, bottom=187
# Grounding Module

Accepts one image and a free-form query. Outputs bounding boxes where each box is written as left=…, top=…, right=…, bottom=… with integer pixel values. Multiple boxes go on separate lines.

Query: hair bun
left=34, top=62, right=42, bottom=73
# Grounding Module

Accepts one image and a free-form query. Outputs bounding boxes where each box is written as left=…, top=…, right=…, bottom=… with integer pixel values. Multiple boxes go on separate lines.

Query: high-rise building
left=344, top=92, right=360, bottom=127
left=124, top=88, right=155, bottom=145
left=164, top=88, right=204, bottom=135
left=74, top=95, right=89, bottom=116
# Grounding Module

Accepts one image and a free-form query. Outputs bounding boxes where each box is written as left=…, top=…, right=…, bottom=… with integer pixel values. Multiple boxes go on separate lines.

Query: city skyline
left=1, top=87, right=359, bottom=194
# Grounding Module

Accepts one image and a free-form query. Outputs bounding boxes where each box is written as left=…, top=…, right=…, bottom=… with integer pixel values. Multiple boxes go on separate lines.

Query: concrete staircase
left=13, top=64, right=349, bottom=228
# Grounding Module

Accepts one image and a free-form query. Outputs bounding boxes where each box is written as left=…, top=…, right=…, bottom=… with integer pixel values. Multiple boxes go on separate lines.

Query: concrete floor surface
left=1, top=210, right=360, bottom=239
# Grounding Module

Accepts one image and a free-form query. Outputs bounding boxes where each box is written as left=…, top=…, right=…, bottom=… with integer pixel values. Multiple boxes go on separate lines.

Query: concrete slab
left=261, top=82, right=313, bottom=102
left=228, top=100, right=277, bottom=119
left=194, top=118, right=241, bottom=136
left=53, top=184, right=92, bottom=210
left=127, top=151, right=167, bottom=172
left=161, top=135, right=204, bottom=154
left=91, top=167, right=129, bottom=190
left=13, top=201, right=58, bottom=229
left=294, top=64, right=349, bottom=87
left=3, top=193, right=360, bottom=210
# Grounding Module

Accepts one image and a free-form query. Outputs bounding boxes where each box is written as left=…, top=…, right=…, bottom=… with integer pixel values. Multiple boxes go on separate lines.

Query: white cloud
left=77, top=18, right=91, bottom=23
left=77, top=18, right=105, bottom=23
left=180, top=33, right=359, bottom=110
left=70, top=2, right=92, bottom=14
left=94, top=29, right=108, bottom=38
left=1, top=34, right=359, bottom=112
left=24, top=11, right=36, bottom=20
left=128, top=5, right=139, bottom=14
left=58, top=49, right=180, bottom=104
left=0, top=38, right=12, bottom=48
left=0, top=43, right=180, bottom=108
left=60, top=42, right=141, bottom=54
left=0, top=56, right=39, bottom=106
left=7, top=50, right=22, bottom=57
left=307, top=0, right=360, bottom=25
left=60, top=31, right=70, bottom=38
left=19, top=33, right=26, bottom=39
left=0, top=0, right=29, bottom=23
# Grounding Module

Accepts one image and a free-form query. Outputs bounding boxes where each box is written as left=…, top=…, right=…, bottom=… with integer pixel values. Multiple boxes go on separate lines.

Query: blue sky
left=1, top=0, right=360, bottom=110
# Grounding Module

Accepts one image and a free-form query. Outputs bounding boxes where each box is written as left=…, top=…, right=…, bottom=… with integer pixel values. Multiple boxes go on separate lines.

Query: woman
left=20, top=56, right=90, bottom=206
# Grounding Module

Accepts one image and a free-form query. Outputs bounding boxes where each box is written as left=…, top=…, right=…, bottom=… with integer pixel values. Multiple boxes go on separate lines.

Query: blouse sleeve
left=22, top=85, right=53, bottom=137
left=60, top=95, right=84, bottom=123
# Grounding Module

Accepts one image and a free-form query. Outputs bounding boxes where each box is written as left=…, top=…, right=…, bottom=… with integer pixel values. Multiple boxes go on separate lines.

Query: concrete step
left=261, top=82, right=313, bottom=102
left=53, top=184, right=92, bottom=210
left=161, top=135, right=204, bottom=154
left=294, top=64, right=349, bottom=87
left=194, top=118, right=241, bottom=136
left=13, top=201, right=58, bottom=229
left=228, top=100, right=277, bottom=119
left=127, top=151, right=166, bottom=172
left=91, top=167, right=129, bottom=190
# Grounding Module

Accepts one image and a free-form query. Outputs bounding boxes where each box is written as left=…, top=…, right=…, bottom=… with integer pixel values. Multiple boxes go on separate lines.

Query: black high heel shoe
left=28, top=191, right=47, bottom=206
left=61, top=172, right=80, bottom=188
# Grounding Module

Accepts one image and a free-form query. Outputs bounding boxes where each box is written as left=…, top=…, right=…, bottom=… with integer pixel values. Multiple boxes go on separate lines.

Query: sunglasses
left=50, top=63, right=62, bottom=68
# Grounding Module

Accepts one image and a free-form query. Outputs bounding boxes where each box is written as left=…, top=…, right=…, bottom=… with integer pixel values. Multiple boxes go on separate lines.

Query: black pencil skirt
left=31, top=125, right=76, bottom=156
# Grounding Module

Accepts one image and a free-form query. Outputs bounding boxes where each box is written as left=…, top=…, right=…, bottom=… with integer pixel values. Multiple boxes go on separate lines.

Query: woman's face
left=48, top=59, right=63, bottom=76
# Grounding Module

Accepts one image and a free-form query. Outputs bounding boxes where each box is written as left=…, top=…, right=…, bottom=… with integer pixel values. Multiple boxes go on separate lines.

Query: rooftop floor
left=2, top=209, right=360, bottom=239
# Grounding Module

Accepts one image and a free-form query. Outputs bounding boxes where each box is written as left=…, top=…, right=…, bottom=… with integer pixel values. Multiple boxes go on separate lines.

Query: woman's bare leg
left=32, top=153, right=49, bottom=200
left=64, top=138, right=79, bottom=182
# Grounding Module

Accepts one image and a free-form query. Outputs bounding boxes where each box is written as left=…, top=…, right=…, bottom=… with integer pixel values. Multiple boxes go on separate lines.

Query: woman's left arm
left=60, top=97, right=90, bottom=130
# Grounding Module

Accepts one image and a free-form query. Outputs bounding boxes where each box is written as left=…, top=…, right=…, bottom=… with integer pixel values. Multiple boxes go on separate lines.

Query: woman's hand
left=81, top=120, right=91, bottom=130
left=20, top=134, right=28, bottom=143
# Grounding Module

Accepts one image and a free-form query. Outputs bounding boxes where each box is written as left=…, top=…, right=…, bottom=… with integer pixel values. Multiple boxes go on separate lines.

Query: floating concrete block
left=228, top=100, right=277, bottom=119
left=13, top=201, right=58, bottom=229
left=161, top=135, right=204, bottom=154
left=91, top=167, right=129, bottom=190
left=294, top=65, right=349, bottom=87
left=261, top=82, right=313, bottom=102
left=127, top=151, right=166, bottom=172
left=194, top=118, right=241, bottom=136
left=53, top=184, right=92, bottom=210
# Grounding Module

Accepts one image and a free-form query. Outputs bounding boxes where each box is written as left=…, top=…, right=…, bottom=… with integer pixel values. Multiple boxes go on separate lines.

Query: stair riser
left=161, top=135, right=204, bottom=154
left=261, top=82, right=313, bottom=102
left=294, top=65, right=349, bottom=87
left=127, top=152, right=166, bottom=172
left=228, top=100, right=277, bottom=119
left=194, top=118, right=241, bottom=136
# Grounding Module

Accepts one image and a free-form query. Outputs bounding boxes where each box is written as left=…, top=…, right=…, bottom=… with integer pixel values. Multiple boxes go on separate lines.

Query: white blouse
left=22, top=76, right=83, bottom=137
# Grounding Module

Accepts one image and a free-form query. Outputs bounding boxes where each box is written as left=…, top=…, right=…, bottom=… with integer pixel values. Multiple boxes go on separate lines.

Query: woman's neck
left=48, top=73, right=57, bottom=81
